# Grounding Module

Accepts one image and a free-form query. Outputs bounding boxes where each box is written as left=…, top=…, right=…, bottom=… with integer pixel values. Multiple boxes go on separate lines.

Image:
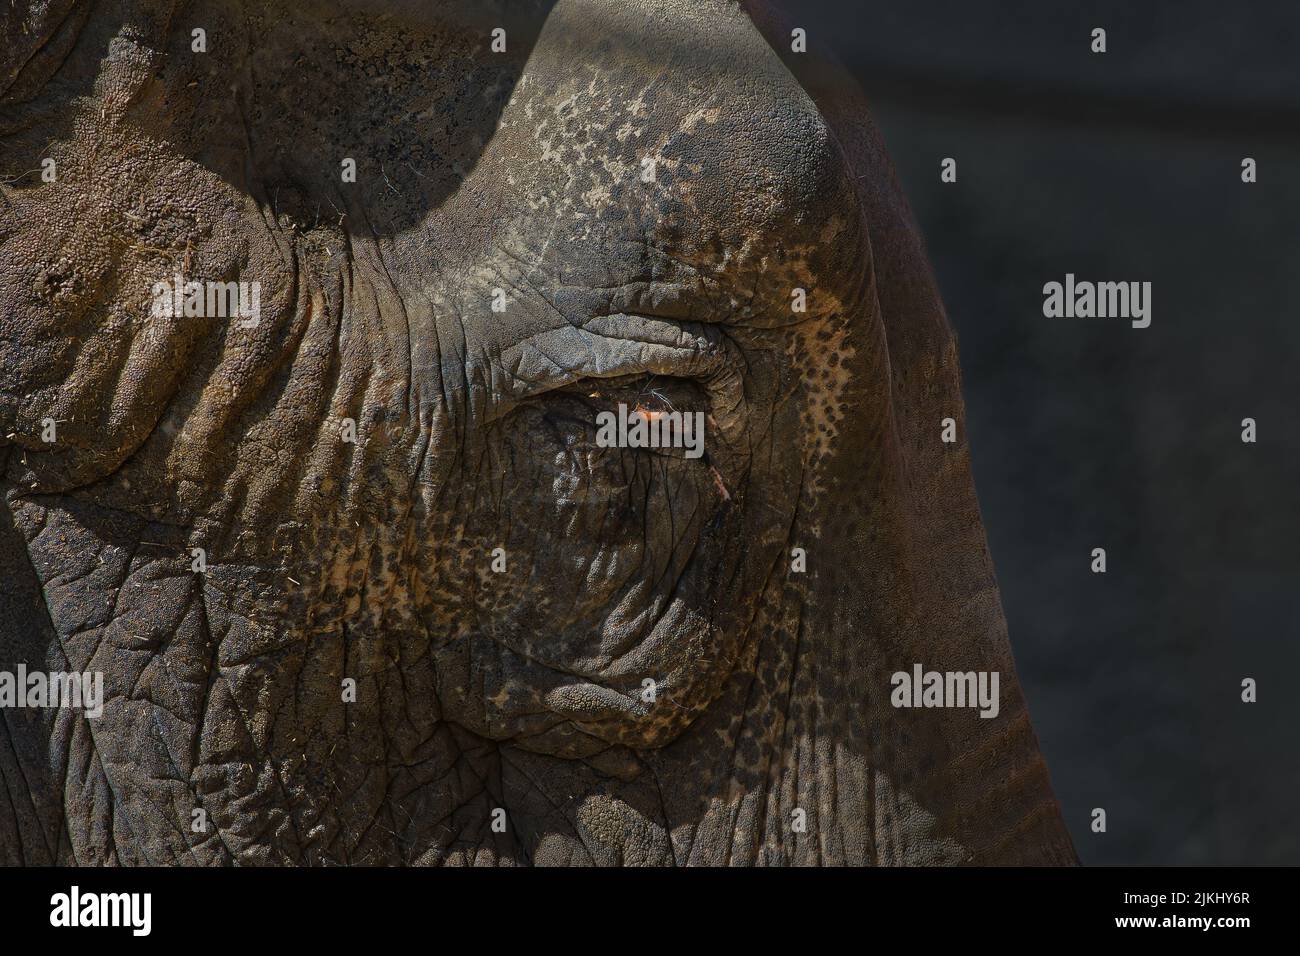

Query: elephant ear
left=725, top=0, right=1078, bottom=863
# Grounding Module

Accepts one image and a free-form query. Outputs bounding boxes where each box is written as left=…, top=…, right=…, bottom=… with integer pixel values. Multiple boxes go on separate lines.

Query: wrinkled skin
left=0, top=0, right=1077, bottom=865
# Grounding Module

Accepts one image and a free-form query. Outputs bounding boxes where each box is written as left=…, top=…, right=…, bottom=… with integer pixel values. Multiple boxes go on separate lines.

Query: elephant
left=0, top=0, right=1078, bottom=865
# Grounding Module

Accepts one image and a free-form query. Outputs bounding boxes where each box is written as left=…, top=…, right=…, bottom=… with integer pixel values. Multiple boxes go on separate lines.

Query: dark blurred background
left=781, top=0, right=1299, bottom=864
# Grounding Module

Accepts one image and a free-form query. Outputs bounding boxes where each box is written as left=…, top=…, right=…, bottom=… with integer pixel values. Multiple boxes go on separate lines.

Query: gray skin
left=0, top=0, right=1077, bottom=865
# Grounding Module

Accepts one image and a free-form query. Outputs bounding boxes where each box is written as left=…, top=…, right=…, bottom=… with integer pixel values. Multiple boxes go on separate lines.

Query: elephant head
left=0, top=0, right=1077, bottom=865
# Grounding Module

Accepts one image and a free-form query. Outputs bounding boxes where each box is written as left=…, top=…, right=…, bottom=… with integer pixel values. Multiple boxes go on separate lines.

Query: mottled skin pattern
left=0, top=0, right=1077, bottom=864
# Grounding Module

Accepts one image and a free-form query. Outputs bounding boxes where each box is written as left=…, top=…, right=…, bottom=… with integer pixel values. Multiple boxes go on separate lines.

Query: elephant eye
left=496, top=315, right=747, bottom=487
left=559, top=372, right=707, bottom=415
left=517, top=369, right=717, bottom=474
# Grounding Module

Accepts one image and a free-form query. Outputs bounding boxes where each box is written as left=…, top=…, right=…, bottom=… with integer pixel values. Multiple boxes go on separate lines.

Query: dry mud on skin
left=0, top=0, right=1075, bottom=865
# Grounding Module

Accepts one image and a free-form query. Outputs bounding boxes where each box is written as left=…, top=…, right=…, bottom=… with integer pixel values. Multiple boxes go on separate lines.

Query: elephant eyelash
left=632, top=376, right=678, bottom=411
left=562, top=372, right=702, bottom=411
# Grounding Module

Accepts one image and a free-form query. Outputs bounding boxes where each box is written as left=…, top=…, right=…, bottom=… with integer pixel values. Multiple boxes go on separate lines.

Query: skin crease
left=0, top=0, right=1078, bottom=865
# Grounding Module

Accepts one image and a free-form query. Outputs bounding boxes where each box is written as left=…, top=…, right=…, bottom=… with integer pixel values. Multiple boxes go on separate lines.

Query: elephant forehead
left=438, top=0, right=865, bottom=301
